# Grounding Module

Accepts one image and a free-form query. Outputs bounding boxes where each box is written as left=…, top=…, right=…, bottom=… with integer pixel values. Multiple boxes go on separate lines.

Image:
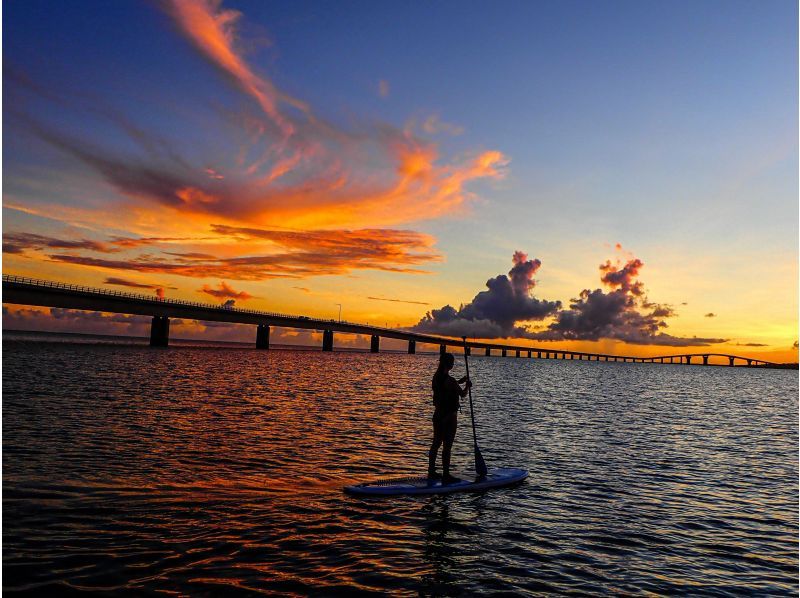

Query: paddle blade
left=474, top=444, right=488, bottom=478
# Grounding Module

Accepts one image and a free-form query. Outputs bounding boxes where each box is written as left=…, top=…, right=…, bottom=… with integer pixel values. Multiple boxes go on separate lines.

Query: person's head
left=438, top=352, right=455, bottom=372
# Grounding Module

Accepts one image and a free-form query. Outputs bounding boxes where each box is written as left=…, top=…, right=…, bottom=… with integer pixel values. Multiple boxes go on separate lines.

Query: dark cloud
left=730, top=342, right=768, bottom=347
left=104, top=277, right=177, bottom=291
left=599, top=258, right=644, bottom=295
left=412, top=249, right=727, bottom=347
left=3, top=232, right=119, bottom=255
left=531, top=256, right=727, bottom=347
left=367, top=296, right=430, bottom=306
left=705, top=312, right=716, bottom=318
left=412, top=251, right=561, bottom=338
left=793, top=341, right=798, bottom=349
left=109, top=236, right=210, bottom=248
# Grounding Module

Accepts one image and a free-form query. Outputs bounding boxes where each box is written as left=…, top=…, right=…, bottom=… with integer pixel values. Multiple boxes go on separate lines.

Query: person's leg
left=428, top=415, right=443, bottom=477
left=441, top=413, right=458, bottom=482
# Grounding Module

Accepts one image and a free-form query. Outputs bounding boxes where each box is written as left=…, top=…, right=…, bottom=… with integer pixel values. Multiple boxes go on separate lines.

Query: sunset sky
left=4, top=0, right=798, bottom=361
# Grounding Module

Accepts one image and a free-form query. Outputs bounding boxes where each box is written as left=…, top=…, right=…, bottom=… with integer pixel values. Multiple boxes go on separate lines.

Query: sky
left=3, top=0, right=798, bottom=362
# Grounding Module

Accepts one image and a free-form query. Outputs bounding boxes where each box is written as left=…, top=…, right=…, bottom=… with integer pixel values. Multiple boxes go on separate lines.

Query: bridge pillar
left=685, top=356, right=692, bottom=365
left=528, top=350, right=532, bottom=358
left=370, top=335, right=380, bottom=353
left=502, top=348, right=507, bottom=357
left=485, top=347, right=491, bottom=356
left=322, top=330, right=334, bottom=352
left=149, top=316, right=169, bottom=347
left=516, top=350, right=520, bottom=358
left=440, top=344, right=447, bottom=356
left=747, top=359, right=752, bottom=367
left=256, top=324, right=270, bottom=349
left=408, top=340, right=416, bottom=354
left=728, top=356, right=734, bottom=367
left=465, top=346, right=471, bottom=356
left=537, top=351, right=541, bottom=358
left=702, top=355, right=709, bottom=366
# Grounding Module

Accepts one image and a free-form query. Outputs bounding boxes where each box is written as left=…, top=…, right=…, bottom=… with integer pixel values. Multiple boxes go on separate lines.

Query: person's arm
left=449, top=376, right=471, bottom=398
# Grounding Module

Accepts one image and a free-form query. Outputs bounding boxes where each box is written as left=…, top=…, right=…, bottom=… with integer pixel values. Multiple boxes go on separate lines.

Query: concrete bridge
left=2, top=275, right=778, bottom=368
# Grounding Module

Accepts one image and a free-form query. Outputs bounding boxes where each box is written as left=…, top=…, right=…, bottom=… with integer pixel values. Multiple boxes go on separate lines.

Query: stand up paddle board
left=344, top=467, right=528, bottom=496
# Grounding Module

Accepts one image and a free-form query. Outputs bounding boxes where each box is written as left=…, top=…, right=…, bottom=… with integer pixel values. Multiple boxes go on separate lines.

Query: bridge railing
left=2, top=274, right=370, bottom=327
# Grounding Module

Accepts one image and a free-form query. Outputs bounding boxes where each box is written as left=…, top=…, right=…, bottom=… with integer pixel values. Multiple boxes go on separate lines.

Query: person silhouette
left=428, top=352, right=471, bottom=484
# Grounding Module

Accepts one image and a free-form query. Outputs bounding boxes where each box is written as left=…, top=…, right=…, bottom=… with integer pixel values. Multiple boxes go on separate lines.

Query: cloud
left=413, top=247, right=728, bottom=347
left=3, top=232, right=119, bottom=255
left=3, top=305, right=152, bottom=336
left=599, top=257, right=644, bottom=295
left=421, top=114, right=464, bottom=136
left=11, top=0, right=508, bottom=231
left=6, top=0, right=508, bottom=295
left=44, top=224, right=441, bottom=280
left=292, top=286, right=311, bottom=293
left=378, top=79, right=390, bottom=98
left=730, top=342, right=768, bottom=347
left=412, top=251, right=561, bottom=338
left=705, top=312, right=716, bottom=318
left=532, top=250, right=727, bottom=346
left=367, top=296, right=430, bottom=306
left=199, top=281, right=253, bottom=301
left=163, top=0, right=301, bottom=138
left=2, top=306, right=249, bottom=342
left=104, top=277, right=177, bottom=291
left=23, top=116, right=508, bottom=229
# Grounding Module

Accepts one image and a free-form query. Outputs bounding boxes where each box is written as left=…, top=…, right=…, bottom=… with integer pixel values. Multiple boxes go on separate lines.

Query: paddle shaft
left=462, top=337, right=488, bottom=477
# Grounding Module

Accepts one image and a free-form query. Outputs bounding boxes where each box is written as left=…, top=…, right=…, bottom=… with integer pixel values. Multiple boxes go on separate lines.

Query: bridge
left=2, top=275, right=779, bottom=368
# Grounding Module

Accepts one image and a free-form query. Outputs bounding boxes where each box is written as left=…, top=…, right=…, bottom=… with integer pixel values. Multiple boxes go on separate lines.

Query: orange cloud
left=7, top=0, right=508, bottom=288
left=164, top=0, right=300, bottom=137
left=27, top=225, right=440, bottom=280
left=199, top=281, right=253, bottom=301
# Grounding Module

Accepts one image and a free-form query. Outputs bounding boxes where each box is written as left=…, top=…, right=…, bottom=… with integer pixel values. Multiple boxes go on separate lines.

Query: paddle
left=462, top=336, right=488, bottom=478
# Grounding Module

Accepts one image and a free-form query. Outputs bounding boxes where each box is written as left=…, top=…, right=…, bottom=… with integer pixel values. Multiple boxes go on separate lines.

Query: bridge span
left=2, top=275, right=778, bottom=368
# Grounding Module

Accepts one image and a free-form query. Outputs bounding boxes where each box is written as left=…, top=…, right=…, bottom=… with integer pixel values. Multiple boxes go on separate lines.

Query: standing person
left=428, top=352, right=472, bottom=484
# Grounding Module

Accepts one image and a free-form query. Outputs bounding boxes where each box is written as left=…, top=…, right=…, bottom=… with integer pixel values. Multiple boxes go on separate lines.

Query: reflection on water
left=3, top=338, right=798, bottom=595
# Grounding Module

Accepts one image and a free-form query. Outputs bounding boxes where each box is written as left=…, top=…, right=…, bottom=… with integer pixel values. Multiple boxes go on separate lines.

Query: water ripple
left=3, top=340, right=798, bottom=595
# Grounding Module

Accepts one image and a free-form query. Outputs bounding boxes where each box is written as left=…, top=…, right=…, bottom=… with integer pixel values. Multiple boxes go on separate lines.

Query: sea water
left=3, top=335, right=797, bottom=595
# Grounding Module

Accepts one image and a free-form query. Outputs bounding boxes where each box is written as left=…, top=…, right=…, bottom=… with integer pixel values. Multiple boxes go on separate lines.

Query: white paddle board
left=344, top=467, right=528, bottom=496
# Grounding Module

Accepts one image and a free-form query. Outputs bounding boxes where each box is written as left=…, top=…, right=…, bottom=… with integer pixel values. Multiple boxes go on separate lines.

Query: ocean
left=3, top=332, right=798, bottom=595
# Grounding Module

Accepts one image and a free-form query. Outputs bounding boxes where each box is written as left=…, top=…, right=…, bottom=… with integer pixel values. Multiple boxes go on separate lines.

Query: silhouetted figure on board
left=428, top=352, right=471, bottom=484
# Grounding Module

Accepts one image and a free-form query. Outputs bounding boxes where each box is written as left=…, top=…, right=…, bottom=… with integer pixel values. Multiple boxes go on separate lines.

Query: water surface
left=4, top=338, right=798, bottom=595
